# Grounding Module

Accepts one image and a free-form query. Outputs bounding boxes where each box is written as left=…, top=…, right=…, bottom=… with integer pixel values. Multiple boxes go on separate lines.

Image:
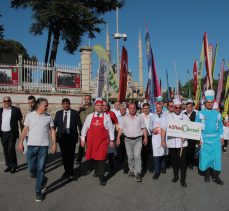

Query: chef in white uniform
left=149, top=103, right=167, bottom=180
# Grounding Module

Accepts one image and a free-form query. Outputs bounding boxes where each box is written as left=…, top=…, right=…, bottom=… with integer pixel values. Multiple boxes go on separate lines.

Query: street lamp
left=112, top=7, right=127, bottom=86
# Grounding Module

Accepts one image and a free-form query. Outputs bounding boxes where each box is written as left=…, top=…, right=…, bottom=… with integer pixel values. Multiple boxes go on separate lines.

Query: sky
left=1, top=0, right=229, bottom=90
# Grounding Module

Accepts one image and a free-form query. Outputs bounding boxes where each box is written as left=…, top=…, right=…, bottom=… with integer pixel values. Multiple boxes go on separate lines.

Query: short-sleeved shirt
left=120, top=113, right=146, bottom=138
left=24, top=111, right=54, bottom=146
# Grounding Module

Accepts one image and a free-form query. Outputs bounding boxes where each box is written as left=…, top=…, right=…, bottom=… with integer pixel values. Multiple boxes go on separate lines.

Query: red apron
left=86, top=113, right=110, bottom=160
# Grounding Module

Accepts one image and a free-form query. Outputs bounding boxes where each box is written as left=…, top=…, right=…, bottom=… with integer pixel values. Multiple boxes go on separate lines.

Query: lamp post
left=112, top=7, right=127, bottom=86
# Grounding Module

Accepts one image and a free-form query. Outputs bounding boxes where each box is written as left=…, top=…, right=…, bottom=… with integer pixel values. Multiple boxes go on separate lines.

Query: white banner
left=167, top=119, right=203, bottom=141
left=96, top=59, right=109, bottom=98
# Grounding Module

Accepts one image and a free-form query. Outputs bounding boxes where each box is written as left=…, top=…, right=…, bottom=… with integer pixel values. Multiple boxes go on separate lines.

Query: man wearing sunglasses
left=161, top=98, right=189, bottom=187
left=195, top=90, right=224, bottom=185
left=0, top=96, right=23, bottom=174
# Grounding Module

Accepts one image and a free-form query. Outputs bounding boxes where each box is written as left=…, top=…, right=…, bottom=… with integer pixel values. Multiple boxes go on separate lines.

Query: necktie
left=97, top=113, right=100, bottom=117
left=63, top=111, right=68, bottom=132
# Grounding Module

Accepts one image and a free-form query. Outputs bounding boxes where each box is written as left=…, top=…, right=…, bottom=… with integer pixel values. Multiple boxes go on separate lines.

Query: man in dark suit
left=54, top=98, right=82, bottom=178
left=0, top=96, right=23, bottom=173
left=184, top=100, right=197, bottom=169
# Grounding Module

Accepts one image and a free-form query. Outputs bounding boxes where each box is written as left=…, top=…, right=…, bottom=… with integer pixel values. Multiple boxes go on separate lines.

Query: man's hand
left=221, top=138, right=224, bottom=146
left=109, top=141, right=115, bottom=148
left=81, top=141, right=85, bottom=147
left=116, top=138, right=121, bottom=146
left=143, top=137, right=148, bottom=146
left=50, top=143, right=57, bottom=154
left=161, top=140, right=166, bottom=147
left=18, top=141, right=24, bottom=153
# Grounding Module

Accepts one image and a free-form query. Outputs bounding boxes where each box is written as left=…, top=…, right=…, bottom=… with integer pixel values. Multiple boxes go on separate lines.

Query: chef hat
left=204, top=90, right=215, bottom=101
left=213, top=102, right=219, bottom=109
left=186, top=99, right=194, bottom=105
left=94, top=98, right=104, bottom=105
left=156, top=96, right=163, bottom=102
left=173, top=98, right=182, bottom=105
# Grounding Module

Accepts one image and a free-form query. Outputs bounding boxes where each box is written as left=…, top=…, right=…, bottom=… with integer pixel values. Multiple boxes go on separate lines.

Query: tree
left=11, top=0, right=124, bottom=65
left=0, top=14, right=4, bottom=39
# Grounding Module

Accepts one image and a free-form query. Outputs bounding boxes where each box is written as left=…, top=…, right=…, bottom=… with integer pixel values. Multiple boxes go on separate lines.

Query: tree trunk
left=49, top=28, right=60, bottom=67
left=44, top=26, right=52, bottom=64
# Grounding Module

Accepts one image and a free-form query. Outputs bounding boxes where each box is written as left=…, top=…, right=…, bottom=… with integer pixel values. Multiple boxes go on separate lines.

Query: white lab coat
left=149, top=113, right=168, bottom=157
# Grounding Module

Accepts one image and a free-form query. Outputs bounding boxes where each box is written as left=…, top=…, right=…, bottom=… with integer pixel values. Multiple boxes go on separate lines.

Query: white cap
left=204, top=90, right=215, bottom=101
left=173, top=98, right=182, bottom=105
left=186, top=99, right=194, bottom=104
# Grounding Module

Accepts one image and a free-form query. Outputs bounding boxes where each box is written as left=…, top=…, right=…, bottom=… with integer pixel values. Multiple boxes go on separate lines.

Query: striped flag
left=145, top=31, right=160, bottom=112
left=216, top=59, right=225, bottom=105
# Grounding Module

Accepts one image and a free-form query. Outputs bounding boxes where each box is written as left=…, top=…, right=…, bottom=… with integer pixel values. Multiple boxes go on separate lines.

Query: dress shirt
left=120, top=113, right=146, bottom=138
left=141, top=112, right=154, bottom=135
left=63, top=109, right=71, bottom=129
left=81, top=112, right=114, bottom=142
left=1, top=108, right=12, bottom=132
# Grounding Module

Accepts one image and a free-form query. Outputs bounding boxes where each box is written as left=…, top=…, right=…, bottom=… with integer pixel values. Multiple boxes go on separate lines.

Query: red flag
left=203, top=33, right=213, bottom=89
left=193, top=60, right=198, bottom=99
left=118, top=46, right=128, bottom=102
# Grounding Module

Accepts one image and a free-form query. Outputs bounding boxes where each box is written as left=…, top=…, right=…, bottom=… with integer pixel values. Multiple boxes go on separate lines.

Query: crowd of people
left=0, top=90, right=228, bottom=202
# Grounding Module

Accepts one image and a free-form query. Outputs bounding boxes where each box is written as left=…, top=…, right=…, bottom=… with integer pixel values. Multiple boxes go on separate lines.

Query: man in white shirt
left=161, top=98, right=189, bottom=187
left=19, top=98, right=57, bottom=202
left=163, top=100, right=174, bottom=118
left=81, top=98, right=114, bottom=186
left=140, top=103, right=153, bottom=172
left=117, top=103, right=148, bottom=182
left=111, top=101, right=121, bottom=118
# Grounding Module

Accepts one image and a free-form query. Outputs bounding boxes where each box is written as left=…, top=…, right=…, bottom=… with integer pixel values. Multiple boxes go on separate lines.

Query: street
left=0, top=143, right=229, bottom=211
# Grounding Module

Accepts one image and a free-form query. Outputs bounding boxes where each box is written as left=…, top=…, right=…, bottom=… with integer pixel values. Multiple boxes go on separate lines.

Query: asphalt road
left=0, top=143, right=229, bottom=211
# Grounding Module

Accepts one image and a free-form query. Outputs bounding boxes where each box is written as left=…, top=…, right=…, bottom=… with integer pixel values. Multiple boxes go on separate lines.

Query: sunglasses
left=3, top=100, right=11, bottom=103
left=174, top=106, right=182, bottom=109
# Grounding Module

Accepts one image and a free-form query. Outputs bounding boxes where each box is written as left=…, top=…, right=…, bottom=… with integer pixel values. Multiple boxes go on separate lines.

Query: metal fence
left=0, top=55, right=81, bottom=93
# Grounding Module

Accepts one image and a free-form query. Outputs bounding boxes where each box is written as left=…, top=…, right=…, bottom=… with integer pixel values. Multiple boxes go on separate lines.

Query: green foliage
left=11, top=0, right=125, bottom=63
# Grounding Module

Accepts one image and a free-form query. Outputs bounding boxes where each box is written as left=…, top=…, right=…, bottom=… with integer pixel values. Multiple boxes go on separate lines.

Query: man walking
left=195, top=90, right=224, bottom=185
left=161, top=98, right=189, bottom=187
left=117, top=103, right=148, bottom=182
left=54, top=98, right=82, bottom=179
left=0, top=96, right=23, bottom=173
left=81, top=99, right=114, bottom=186
left=18, top=98, right=57, bottom=202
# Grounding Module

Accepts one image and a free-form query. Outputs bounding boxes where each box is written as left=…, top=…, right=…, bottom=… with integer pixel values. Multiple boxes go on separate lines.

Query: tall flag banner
left=160, top=79, right=162, bottom=93
left=222, top=64, right=229, bottom=118
left=118, top=46, right=128, bottom=102
left=216, top=59, right=225, bottom=105
left=203, top=33, right=213, bottom=89
left=193, top=60, right=198, bottom=99
left=145, top=31, right=161, bottom=112
left=205, top=44, right=214, bottom=90
left=96, top=59, right=108, bottom=98
left=212, top=43, right=218, bottom=78
left=187, top=70, right=191, bottom=99
left=195, top=41, right=205, bottom=108
left=93, top=45, right=118, bottom=93
left=145, top=81, right=149, bottom=101
left=166, top=69, right=171, bottom=101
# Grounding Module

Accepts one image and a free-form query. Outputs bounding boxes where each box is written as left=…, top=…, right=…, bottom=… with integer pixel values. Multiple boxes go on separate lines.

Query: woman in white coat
left=149, top=103, right=167, bottom=179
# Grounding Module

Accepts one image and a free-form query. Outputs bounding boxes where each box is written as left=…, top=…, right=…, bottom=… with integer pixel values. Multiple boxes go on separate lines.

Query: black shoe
left=180, top=181, right=187, bottom=187
left=100, top=180, right=106, bottom=186
left=152, top=174, right=160, bottom=180
left=204, top=175, right=210, bottom=183
left=93, top=172, right=98, bottom=177
left=188, top=164, right=193, bottom=170
left=29, top=171, right=36, bottom=178
left=135, top=173, right=142, bottom=182
left=41, top=176, right=48, bottom=193
left=10, top=167, right=16, bottom=174
left=213, top=177, right=224, bottom=185
left=161, top=169, right=166, bottom=174
left=35, top=192, right=44, bottom=202
left=61, top=172, right=69, bottom=179
left=4, top=167, right=11, bottom=172
left=172, top=176, right=179, bottom=183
